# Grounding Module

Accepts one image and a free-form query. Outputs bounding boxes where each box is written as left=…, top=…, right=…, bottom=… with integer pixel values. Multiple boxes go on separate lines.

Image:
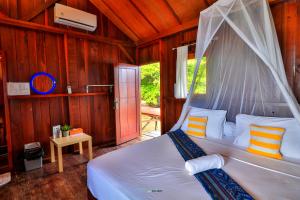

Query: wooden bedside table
left=50, top=133, right=93, bottom=173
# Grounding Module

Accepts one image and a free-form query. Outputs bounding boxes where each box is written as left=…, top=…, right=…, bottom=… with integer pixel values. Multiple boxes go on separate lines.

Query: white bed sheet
left=87, top=135, right=300, bottom=200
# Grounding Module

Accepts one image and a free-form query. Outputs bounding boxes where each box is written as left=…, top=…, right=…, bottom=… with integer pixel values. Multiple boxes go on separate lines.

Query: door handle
left=114, top=98, right=119, bottom=110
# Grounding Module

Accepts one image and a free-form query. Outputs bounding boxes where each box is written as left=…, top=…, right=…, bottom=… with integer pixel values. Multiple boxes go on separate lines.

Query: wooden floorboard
left=0, top=135, right=153, bottom=200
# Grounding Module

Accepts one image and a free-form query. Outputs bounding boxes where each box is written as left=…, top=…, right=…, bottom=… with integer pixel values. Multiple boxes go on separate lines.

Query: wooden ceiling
left=90, top=0, right=215, bottom=43
left=90, top=0, right=282, bottom=44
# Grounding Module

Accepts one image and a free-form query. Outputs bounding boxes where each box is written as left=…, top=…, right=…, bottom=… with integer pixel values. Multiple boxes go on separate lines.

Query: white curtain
left=174, top=45, right=188, bottom=99
left=172, top=0, right=300, bottom=131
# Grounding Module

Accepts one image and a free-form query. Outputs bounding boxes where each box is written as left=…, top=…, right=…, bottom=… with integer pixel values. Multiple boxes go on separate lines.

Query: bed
left=87, top=133, right=300, bottom=200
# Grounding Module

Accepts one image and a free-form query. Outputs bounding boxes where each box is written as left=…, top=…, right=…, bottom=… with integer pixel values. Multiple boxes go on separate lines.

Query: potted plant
left=61, top=124, right=71, bottom=137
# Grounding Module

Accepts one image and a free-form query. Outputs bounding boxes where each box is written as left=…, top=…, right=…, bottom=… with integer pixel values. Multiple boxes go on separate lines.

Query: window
left=187, top=57, right=207, bottom=94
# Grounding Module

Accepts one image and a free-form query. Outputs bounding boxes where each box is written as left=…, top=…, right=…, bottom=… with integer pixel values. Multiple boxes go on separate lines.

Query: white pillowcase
left=181, top=107, right=227, bottom=139
left=233, top=129, right=250, bottom=148
left=233, top=114, right=300, bottom=159
left=223, top=122, right=236, bottom=137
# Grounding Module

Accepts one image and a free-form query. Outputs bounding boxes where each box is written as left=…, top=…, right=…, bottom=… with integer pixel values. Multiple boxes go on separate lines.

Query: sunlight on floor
left=141, top=114, right=161, bottom=138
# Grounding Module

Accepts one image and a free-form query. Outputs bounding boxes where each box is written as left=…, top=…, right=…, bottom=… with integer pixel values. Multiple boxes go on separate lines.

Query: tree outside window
left=140, top=58, right=206, bottom=107
left=187, top=58, right=207, bottom=94
left=141, top=63, right=160, bottom=106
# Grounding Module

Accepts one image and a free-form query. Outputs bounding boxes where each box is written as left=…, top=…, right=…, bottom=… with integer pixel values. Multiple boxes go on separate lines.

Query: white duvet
left=87, top=135, right=300, bottom=200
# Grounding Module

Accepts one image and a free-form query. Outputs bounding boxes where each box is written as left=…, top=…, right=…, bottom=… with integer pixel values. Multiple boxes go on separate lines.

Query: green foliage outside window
left=140, top=58, right=206, bottom=106
left=187, top=58, right=207, bottom=94
left=141, top=63, right=160, bottom=106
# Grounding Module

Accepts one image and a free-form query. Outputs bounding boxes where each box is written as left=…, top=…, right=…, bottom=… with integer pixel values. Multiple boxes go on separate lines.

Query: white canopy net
left=172, top=0, right=300, bottom=130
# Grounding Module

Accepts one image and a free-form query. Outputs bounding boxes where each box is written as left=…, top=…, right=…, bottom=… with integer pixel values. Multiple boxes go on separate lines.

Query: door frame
left=139, top=62, right=162, bottom=136
left=136, top=41, right=164, bottom=135
left=114, top=63, right=141, bottom=145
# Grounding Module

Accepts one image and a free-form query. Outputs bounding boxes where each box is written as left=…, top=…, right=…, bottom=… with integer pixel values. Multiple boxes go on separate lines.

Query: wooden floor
left=0, top=135, right=153, bottom=200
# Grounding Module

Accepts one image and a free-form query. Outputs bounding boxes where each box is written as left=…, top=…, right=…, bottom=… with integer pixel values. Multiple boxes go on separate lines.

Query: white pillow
left=223, top=122, right=236, bottom=137
left=233, top=114, right=300, bottom=159
left=181, top=107, right=227, bottom=139
left=233, top=129, right=250, bottom=148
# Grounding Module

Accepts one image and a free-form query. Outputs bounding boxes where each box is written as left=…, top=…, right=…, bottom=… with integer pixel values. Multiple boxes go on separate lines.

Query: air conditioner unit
left=54, top=3, right=97, bottom=32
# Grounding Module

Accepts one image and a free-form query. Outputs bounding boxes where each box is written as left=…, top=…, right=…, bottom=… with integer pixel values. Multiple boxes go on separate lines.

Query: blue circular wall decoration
left=30, top=72, right=56, bottom=95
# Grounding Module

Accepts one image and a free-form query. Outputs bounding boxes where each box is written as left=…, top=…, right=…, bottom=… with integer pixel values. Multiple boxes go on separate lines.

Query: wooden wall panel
left=138, top=43, right=160, bottom=65
left=160, top=30, right=196, bottom=132
left=67, top=38, right=117, bottom=145
left=272, top=1, right=297, bottom=89
left=17, top=0, right=44, bottom=19
left=0, top=1, right=135, bottom=169
left=0, top=27, right=70, bottom=167
left=271, top=0, right=300, bottom=101
left=295, top=1, right=300, bottom=101
left=119, top=46, right=136, bottom=64
left=0, top=0, right=18, bottom=18
left=0, top=27, right=17, bottom=81
left=68, top=37, right=85, bottom=92
left=139, top=1, right=300, bottom=133
left=45, top=33, right=66, bottom=92
left=0, top=0, right=132, bottom=43
left=0, top=28, right=122, bottom=168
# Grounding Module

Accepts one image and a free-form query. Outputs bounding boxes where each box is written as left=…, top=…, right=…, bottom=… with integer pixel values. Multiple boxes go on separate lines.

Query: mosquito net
left=172, top=0, right=300, bottom=130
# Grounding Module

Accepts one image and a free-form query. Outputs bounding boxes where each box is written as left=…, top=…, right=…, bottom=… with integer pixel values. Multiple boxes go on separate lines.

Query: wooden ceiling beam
left=138, top=18, right=198, bottom=46
left=89, top=0, right=140, bottom=42
left=162, top=0, right=182, bottom=24
left=101, top=0, right=140, bottom=40
left=203, top=0, right=211, bottom=7
left=137, top=0, right=284, bottom=46
left=128, top=0, right=159, bottom=33
left=206, top=0, right=217, bottom=6
left=118, top=44, right=135, bottom=64
left=21, top=0, right=61, bottom=21
left=0, top=16, right=135, bottom=47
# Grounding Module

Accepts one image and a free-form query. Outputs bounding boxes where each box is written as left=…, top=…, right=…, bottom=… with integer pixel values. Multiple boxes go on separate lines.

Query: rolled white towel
left=185, top=154, right=225, bottom=175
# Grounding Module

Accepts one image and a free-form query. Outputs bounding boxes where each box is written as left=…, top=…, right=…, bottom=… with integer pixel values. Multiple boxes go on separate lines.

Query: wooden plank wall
left=138, top=0, right=300, bottom=133
left=0, top=0, right=135, bottom=168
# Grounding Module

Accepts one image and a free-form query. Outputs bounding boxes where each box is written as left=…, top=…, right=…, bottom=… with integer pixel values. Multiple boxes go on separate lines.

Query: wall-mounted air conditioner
left=54, top=3, right=97, bottom=32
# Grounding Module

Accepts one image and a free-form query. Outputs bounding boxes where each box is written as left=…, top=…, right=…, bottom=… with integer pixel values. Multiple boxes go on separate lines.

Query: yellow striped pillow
left=186, top=116, right=208, bottom=138
left=247, top=124, right=285, bottom=160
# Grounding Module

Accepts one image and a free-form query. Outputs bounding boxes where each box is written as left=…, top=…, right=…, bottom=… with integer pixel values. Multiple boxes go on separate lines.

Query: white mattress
left=87, top=135, right=300, bottom=200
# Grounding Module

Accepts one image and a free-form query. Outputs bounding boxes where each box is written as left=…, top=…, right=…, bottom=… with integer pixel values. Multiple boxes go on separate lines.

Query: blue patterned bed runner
left=168, top=129, right=254, bottom=200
